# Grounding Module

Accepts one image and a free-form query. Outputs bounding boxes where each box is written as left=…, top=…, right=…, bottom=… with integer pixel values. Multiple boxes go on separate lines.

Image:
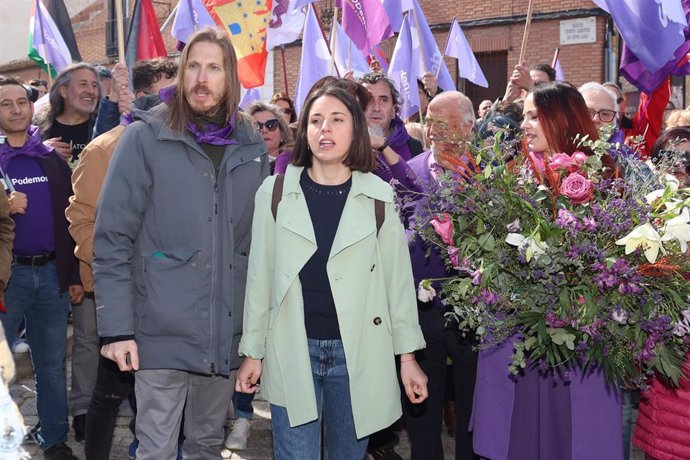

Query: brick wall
left=422, top=0, right=600, bottom=24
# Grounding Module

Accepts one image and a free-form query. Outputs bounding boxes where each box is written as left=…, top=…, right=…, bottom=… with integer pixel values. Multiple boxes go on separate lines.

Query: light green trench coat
left=239, top=165, right=426, bottom=439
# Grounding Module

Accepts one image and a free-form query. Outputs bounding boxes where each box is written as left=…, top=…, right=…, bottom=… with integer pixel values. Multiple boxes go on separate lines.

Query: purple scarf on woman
left=0, top=125, right=53, bottom=170
left=159, top=85, right=237, bottom=146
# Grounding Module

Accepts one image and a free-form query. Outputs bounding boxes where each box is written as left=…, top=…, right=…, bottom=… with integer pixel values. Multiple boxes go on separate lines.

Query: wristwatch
left=377, top=138, right=390, bottom=152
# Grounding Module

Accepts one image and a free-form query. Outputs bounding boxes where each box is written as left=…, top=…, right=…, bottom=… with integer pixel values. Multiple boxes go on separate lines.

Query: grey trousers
left=69, top=295, right=100, bottom=416
left=134, top=369, right=235, bottom=460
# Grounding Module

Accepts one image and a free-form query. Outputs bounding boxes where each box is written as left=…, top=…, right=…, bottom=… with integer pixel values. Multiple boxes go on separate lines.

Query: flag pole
left=518, top=0, right=534, bottom=65
left=435, top=16, right=456, bottom=79
left=115, top=0, right=126, bottom=62
left=347, top=35, right=352, bottom=71
left=329, top=12, right=338, bottom=75
left=280, top=47, right=290, bottom=97
left=551, top=47, right=560, bottom=68
left=35, top=0, right=53, bottom=86
left=160, top=3, right=178, bottom=33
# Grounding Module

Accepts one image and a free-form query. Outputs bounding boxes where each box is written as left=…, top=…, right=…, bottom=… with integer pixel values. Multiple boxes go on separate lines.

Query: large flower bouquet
left=412, top=132, right=690, bottom=387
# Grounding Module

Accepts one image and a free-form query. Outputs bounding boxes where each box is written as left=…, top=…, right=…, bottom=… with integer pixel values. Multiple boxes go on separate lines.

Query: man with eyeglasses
left=579, top=82, right=621, bottom=136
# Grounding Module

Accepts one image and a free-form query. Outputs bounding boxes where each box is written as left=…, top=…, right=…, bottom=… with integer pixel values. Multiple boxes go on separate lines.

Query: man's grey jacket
left=93, top=104, right=269, bottom=376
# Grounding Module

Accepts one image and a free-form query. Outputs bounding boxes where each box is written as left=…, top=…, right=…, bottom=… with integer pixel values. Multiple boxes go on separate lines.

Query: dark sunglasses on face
left=256, top=119, right=280, bottom=131
left=588, top=108, right=617, bottom=123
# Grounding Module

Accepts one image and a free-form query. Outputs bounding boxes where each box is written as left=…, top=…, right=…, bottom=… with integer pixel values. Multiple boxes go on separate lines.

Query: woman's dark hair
left=651, top=126, right=690, bottom=163
left=305, top=77, right=371, bottom=112
left=531, top=81, right=599, bottom=155
left=292, top=86, right=376, bottom=172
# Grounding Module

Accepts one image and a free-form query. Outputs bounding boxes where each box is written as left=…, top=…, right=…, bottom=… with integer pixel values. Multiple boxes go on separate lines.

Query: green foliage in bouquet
left=412, top=129, right=690, bottom=387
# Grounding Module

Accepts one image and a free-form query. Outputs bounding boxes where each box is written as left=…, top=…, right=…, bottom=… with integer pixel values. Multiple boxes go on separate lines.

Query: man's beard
left=187, top=84, right=225, bottom=118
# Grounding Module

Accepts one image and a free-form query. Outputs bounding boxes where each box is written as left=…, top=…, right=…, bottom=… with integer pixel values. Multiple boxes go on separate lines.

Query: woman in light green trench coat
left=236, top=85, right=428, bottom=459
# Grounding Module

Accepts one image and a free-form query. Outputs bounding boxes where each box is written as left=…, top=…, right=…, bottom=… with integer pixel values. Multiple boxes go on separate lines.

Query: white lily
left=646, top=178, right=679, bottom=205
left=505, top=233, right=549, bottom=262
left=660, top=207, right=690, bottom=252
left=615, top=222, right=665, bottom=263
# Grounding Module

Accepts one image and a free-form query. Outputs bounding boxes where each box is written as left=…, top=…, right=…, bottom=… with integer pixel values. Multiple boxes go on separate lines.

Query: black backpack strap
left=374, top=199, right=385, bottom=236
left=271, top=174, right=285, bottom=221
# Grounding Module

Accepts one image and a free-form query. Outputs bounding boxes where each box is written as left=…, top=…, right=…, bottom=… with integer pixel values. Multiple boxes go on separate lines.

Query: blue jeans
left=233, top=389, right=255, bottom=420
left=0, top=260, right=70, bottom=449
left=271, top=339, right=368, bottom=460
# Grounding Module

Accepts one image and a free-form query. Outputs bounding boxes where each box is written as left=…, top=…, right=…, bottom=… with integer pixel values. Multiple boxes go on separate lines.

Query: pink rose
left=571, top=151, right=588, bottom=167
left=548, top=153, right=573, bottom=171
left=448, top=245, right=460, bottom=268
left=431, top=213, right=454, bottom=245
left=559, top=172, right=593, bottom=204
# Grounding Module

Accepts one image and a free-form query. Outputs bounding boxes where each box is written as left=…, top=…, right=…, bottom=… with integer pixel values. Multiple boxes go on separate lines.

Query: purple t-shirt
left=4, top=156, right=55, bottom=255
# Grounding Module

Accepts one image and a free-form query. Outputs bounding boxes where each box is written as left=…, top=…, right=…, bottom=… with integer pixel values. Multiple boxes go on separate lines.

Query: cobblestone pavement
left=10, top=327, right=643, bottom=459
left=9, top=327, right=437, bottom=459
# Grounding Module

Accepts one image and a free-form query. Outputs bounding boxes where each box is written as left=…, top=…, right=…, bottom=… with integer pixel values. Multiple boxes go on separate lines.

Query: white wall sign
left=560, top=17, right=597, bottom=45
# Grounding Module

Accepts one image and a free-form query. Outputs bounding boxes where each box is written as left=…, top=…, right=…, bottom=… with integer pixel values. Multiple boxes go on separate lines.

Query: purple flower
left=612, top=307, right=629, bottom=324
left=618, top=281, right=642, bottom=295
left=555, top=209, right=578, bottom=228
left=546, top=312, right=569, bottom=328
left=582, top=217, right=598, bottom=231
left=638, top=335, right=659, bottom=361
left=448, top=246, right=460, bottom=268
left=506, top=218, right=522, bottom=232
left=473, top=289, right=500, bottom=306
left=471, top=270, right=483, bottom=286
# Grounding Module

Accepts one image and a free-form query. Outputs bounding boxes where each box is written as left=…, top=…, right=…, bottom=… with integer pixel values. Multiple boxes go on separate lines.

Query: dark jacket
left=35, top=153, right=81, bottom=292
left=406, top=151, right=452, bottom=310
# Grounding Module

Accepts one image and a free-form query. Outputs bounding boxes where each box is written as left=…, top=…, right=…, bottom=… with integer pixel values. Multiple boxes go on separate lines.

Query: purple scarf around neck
left=159, top=84, right=237, bottom=146
left=0, top=125, right=53, bottom=171
left=387, top=116, right=412, bottom=161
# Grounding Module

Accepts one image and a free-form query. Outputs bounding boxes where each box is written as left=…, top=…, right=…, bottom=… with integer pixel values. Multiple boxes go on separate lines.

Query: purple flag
left=331, top=20, right=370, bottom=79
left=342, top=0, right=393, bottom=55
left=410, top=0, right=455, bottom=91
left=388, top=14, right=420, bottom=120
left=595, top=0, right=690, bottom=92
left=383, top=0, right=404, bottom=32
left=294, top=4, right=335, bottom=115
left=445, top=17, right=487, bottom=88
left=239, top=88, right=262, bottom=109
left=171, top=0, right=216, bottom=44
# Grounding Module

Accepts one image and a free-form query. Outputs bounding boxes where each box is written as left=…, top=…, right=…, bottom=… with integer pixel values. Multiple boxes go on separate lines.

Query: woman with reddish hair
left=471, top=81, right=623, bottom=460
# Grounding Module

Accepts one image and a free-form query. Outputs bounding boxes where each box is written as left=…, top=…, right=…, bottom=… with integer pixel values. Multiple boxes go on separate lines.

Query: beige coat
left=239, top=165, right=425, bottom=438
left=66, top=125, right=124, bottom=292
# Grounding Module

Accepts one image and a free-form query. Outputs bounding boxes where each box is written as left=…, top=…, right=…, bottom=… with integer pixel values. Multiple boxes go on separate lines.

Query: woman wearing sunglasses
left=247, top=102, right=293, bottom=174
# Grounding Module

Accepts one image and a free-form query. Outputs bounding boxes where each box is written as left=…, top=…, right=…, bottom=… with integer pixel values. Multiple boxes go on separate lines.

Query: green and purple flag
left=28, top=0, right=73, bottom=77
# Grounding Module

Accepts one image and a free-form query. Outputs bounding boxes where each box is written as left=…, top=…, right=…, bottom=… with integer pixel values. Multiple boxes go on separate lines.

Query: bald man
left=404, top=91, right=480, bottom=460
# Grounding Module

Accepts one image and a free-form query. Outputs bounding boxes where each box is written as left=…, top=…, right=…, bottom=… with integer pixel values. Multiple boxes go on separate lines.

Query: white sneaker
left=12, top=339, right=29, bottom=354
left=224, top=418, right=251, bottom=450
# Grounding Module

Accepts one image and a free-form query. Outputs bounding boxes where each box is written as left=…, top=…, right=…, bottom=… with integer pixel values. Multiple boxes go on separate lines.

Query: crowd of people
left=0, top=23, right=687, bottom=460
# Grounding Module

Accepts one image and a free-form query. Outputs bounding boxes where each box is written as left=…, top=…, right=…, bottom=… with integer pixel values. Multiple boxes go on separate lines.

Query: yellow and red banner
left=204, top=0, right=270, bottom=88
